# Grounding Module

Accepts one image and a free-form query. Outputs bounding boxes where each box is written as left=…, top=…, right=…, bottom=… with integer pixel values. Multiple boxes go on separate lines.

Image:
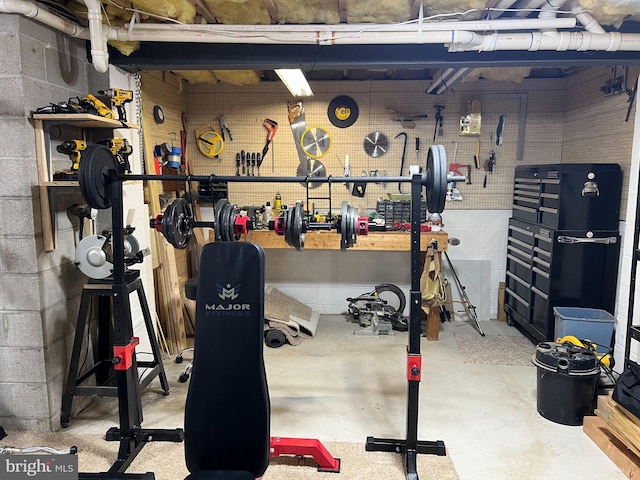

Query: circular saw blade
left=296, top=158, right=326, bottom=189
left=301, top=126, right=331, bottom=158
left=363, top=131, right=389, bottom=158
left=328, top=95, right=359, bottom=128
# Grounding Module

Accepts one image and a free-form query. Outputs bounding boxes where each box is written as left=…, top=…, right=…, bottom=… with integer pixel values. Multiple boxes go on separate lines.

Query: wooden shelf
left=246, top=230, right=449, bottom=252
left=45, top=180, right=79, bottom=187
left=32, top=113, right=139, bottom=129
left=32, top=112, right=138, bottom=251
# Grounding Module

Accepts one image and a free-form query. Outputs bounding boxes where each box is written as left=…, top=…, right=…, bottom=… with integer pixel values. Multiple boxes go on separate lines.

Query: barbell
left=77, top=144, right=455, bottom=250
left=150, top=196, right=368, bottom=251
left=75, top=144, right=451, bottom=212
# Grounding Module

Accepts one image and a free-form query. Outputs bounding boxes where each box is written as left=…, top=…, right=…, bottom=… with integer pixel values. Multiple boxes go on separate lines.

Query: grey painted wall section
left=0, top=14, right=107, bottom=431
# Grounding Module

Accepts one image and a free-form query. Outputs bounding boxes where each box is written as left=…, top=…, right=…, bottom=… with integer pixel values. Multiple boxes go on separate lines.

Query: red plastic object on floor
left=270, top=436, right=341, bottom=473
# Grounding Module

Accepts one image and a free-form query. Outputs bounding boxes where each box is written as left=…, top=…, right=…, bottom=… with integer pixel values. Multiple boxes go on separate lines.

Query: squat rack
left=77, top=143, right=452, bottom=479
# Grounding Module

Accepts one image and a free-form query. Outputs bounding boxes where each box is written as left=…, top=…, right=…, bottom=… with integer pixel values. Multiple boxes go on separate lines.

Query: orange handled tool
left=262, top=118, right=278, bottom=158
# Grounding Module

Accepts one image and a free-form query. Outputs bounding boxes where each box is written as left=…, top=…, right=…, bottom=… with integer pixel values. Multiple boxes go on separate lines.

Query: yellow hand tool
left=98, top=88, right=133, bottom=122
left=80, top=94, right=114, bottom=119
left=57, top=139, right=87, bottom=170
left=101, top=138, right=133, bottom=173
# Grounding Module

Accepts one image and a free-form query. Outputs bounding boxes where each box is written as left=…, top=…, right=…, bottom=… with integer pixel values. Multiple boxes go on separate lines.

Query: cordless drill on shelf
left=101, top=137, right=133, bottom=173
left=54, top=139, right=86, bottom=179
left=98, top=88, right=133, bottom=122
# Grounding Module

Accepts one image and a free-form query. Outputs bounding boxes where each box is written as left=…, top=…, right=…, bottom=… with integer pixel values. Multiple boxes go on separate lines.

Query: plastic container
left=553, top=307, right=615, bottom=354
left=532, top=342, right=599, bottom=426
left=264, top=202, right=272, bottom=222
left=274, top=192, right=282, bottom=211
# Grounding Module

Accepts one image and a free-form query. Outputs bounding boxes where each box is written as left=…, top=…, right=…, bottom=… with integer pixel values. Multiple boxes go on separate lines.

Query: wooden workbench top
left=245, top=230, right=448, bottom=251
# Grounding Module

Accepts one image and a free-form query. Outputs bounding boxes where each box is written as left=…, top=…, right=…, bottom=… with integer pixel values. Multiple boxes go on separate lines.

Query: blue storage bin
left=553, top=307, right=615, bottom=354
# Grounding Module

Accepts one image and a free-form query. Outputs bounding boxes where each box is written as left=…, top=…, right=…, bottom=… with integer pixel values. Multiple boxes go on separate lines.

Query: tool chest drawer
left=508, top=218, right=535, bottom=245
left=506, top=270, right=531, bottom=301
left=512, top=175, right=540, bottom=223
left=505, top=286, right=530, bottom=321
left=514, top=164, right=622, bottom=230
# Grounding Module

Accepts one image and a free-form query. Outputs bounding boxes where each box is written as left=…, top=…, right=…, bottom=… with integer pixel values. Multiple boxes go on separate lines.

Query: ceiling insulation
left=130, top=0, right=196, bottom=24
left=272, top=0, right=341, bottom=24
left=581, top=0, right=640, bottom=28
left=345, top=0, right=412, bottom=23
left=203, top=0, right=271, bottom=25
left=24, top=0, right=640, bottom=87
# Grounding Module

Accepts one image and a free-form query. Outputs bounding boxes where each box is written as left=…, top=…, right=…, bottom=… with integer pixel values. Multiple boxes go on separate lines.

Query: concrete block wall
left=0, top=14, right=106, bottom=431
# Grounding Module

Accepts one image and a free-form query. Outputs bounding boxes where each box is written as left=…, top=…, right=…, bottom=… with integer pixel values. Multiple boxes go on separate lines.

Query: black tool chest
left=504, top=163, right=622, bottom=341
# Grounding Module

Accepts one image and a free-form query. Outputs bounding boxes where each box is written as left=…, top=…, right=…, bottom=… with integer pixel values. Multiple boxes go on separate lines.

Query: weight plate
left=300, top=126, right=332, bottom=159
left=363, top=131, right=388, bottom=158
left=327, top=95, right=359, bottom=128
left=296, top=158, right=326, bottom=189
left=284, top=202, right=306, bottom=251
left=78, top=144, right=118, bottom=209
left=340, top=201, right=348, bottom=251
left=426, top=144, right=448, bottom=214
left=292, top=202, right=305, bottom=250
left=214, top=199, right=229, bottom=241
left=161, top=198, right=192, bottom=249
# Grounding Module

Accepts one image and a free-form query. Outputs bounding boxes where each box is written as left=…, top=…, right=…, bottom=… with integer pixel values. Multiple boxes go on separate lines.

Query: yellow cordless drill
left=57, top=139, right=87, bottom=171
left=102, top=137, right=133, bottom=173
left=98, top=88, right=133, bottom=122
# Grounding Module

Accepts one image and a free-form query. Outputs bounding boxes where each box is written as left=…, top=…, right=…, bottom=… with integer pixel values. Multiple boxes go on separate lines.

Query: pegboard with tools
left=145, top=76, right=569, bottom=215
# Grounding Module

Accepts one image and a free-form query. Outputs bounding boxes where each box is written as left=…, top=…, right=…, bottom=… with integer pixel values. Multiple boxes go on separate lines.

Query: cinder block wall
left=0, top=14, right=107, bottom=431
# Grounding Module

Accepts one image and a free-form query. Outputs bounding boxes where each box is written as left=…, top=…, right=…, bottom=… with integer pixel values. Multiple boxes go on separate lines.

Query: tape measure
left=300, top=126, right=331, bottom=159
left=195, top=124, right=224, bottom=158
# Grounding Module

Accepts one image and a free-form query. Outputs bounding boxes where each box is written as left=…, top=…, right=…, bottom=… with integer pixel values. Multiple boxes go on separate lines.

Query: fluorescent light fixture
left=274, top=69, right=314, bottom=97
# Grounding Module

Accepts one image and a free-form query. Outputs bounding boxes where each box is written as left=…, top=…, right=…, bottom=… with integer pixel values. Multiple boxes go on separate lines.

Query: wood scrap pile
left=584, top=394, right=640, bottom=478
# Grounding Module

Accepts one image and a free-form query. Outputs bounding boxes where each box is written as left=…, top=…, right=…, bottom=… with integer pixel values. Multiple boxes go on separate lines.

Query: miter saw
left=74, top=225, right=149, bottom=279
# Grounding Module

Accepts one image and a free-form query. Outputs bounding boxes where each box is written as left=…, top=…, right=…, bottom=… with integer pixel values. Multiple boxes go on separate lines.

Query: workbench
left=246, top=230, right=448, bottom=340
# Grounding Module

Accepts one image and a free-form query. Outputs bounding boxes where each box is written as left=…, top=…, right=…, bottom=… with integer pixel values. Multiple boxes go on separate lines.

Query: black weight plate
left=340, top=201, right=348, bottom=251
left=226, top=202, right=239, bottom=241
left=221, top=202, right=235, bottom=242
left=161, top=198, right=192, bottom=249
left=292, top=202, right=305, bottom=251
left=79, top=144, right=118, bottom=209
left=284, top=206, right=296, bottom=249
left=214, top=199, right=229, bottom=241
left=328, top=95, right=359, bottom=128
left=349, top=205, right=358, bottom=248
left=426, top=145, right=448, bottom=214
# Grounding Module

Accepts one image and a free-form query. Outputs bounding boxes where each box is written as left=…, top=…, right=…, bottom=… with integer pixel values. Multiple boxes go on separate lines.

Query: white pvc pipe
left=81, top=0, right=109, bottom=73
left=565, top=0, right=606, bottom=33
left=469, top=30, right=639, bottom=52
left=514, top=0, right=548, bottom=17
left=0, top=0, right=88, bottom=38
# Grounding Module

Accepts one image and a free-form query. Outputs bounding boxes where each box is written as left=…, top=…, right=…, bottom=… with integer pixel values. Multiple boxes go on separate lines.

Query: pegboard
left=143, top=74, right=606, bottom=215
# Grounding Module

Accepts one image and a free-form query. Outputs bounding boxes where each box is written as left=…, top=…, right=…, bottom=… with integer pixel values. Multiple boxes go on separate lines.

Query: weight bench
left=184, top=241, right=339, bottom=479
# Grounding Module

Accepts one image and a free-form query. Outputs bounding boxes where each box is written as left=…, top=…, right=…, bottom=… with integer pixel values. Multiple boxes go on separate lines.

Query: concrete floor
left=66, top=316, right=625, bottom=480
